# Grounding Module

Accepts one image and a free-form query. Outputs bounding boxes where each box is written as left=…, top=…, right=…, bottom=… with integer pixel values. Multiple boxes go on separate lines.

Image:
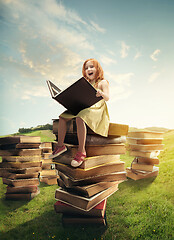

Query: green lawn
left=0, top=130, right=174, bottom=240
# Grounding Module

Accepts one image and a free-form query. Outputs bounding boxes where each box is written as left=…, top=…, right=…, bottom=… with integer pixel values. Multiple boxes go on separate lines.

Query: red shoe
left=49, top=145, right=67, bottom=159
left=71, top=151, right=86, bottom=167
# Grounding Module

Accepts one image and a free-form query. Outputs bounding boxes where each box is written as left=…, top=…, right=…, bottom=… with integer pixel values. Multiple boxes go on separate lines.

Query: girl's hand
left=96, top=89, right=103, bottom=97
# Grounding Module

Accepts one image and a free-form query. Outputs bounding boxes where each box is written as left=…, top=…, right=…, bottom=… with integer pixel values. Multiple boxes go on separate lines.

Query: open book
left=46, top=77, right=103, bottom=115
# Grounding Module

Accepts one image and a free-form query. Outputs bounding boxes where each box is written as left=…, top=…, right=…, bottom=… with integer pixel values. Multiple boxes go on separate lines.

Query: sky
left=0, top=0, right=174, bottom=136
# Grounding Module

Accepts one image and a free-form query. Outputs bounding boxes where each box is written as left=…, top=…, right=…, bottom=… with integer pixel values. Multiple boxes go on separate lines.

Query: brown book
left=0, top=161, right=41, bottom=169
left=58, top=178, right=119, bottom=197
left=53, top=119, right=129, bottom=137
left=63, top=133, right=126, bottom=146
left=131, top=163, right=154, bottom=172
left=58, top=171, right=126, bottom=187
left=126, top=166, right=159, bottom=180
left=53, top=153, right=120, bottom=168
left=62, top=214, right=107, bottom=226
left=0, top=136, right=41, bottom=144
left=128, top=144, right=164, bottom=151
left=55, top=161, right=125, bottom=180
left=0, top=149, right=42, bottom=156
left=127, top=137, right=163, bottom=145
left=5, top=172, right=39, bottom=180
left=136, top=157, right=159, bottom=165
left=0, top=166, right=41, bottom=174
left=54, top=199, right=107, bottom=217
left=40, top=142, right=52, bottom=148
left=55, top=184, right=118, bottom=211
left=3, top=178, right=40, bottom=187
left=5, top=189, right=40, bottom=200
left=130, top=150, right=161, bottom=158
left=52, top=143, right=125, bottom=159
left=128, top=131, right=163, bottom=139
left=40, top=169, right=57, bottom=176
left=6, top=185, right=38, bottom=193
left=2, top=156, right=41, bottom=162
left=40, top=176, right=58, bottom=185
left=41, top=163, right=52, bottom=170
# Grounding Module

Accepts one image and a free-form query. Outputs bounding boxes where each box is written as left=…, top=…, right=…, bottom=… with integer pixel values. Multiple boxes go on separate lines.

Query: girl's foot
left=49, top=145, right=67, bottom=159
left=71, top=151, right=86, bottom=168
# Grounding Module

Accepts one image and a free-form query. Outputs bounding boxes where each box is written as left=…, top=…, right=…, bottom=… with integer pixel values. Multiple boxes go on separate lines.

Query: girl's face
left=85, top=61, right=97, bottom=81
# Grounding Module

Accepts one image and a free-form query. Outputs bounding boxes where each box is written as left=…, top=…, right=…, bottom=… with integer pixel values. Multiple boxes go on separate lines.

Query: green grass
left=0, top=131, right=174, bottom=240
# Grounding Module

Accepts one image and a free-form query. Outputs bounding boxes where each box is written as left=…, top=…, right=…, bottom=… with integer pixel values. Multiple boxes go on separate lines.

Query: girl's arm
left=96, top=80, right=109, bottom=101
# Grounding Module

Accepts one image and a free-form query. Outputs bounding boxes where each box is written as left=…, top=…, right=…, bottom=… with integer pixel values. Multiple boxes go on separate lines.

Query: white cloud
left=99, top=55, right=117, bottom=66
left=148, top=72, right=160, bottom=83
left=120, top=41, right=130, bottom=58
left=89, top=20, right=106, bottom=33
left=134, top=51, right=142, bottom=60
left=150, top=49, right=161, bottom=61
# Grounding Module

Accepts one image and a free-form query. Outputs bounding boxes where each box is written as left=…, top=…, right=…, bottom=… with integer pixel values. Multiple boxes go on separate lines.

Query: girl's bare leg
left=76, top=117, right=86, bottom=154
left=57, top=117, right=69, bottom=146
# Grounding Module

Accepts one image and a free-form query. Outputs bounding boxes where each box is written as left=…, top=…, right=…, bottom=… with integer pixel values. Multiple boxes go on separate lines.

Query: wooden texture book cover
left=55, top=161, right=125, bottom=180
left=47, top=77, right=103, bottom=115
left=58, top=178, right=119, bottom=197
left=54, top=199, right=107, bottom=217
left=0, top=136, right=41, bottom=144
left=58, top=171, right=126, bottom=187
left=55, top=184, right=118, bottom=211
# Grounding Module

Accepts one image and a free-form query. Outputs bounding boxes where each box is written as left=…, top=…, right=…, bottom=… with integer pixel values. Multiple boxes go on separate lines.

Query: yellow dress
left=59, top=81, right=110, bottom=137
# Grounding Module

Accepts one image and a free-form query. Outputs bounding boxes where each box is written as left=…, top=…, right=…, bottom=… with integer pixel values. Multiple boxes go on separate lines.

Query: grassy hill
left=0, top=130, right=174, bottom=240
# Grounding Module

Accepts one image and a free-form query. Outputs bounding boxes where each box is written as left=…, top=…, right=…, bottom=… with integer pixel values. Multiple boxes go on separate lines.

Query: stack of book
left=0, top=136, right=42, bottom=200
left=126, top=131, right=164, bottom=180
left=39, top=142, right=58, bottom=185
left=52, top=119, right=129, bottom=226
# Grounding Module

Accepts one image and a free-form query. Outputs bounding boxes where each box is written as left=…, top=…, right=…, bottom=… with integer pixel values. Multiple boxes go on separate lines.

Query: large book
left=0, top=149, right=42, bottom=156
left=3, top=178, right=40, bottom=187
left=40, top=176, right=58, bottom=185
left=62, top=214, right=107, bottom=226
left=54, top=199, right=107, bottom=217
left=6, top=185, right=39, bottom=193
left=3, top=172, right=39, bottom=180
left=53, top=119, right=129, bottom=137
left=55, top=161, right=125, bottom=180
left=2, top=156, right=42, bottom=163
left=129, top=150, right=161, bottom=158
left=131, top=163, right=154, bottom=172
left=58, top=178, right=119, bottom=197
left=0, top=143, right=41, bottom=150
left=0, top=166, right=41, bottom=175
left=127, top=137, right=163, bottom=145
left=53, top=154, right=120, bottom=168
left=0, top=161, right=42, bottom=169
left=58, top=171, right=126, bottom=187
left=128, top=144, right=164, bottom=151
left=55, top=184, right=118, bottom=211
left=0, top=136, right=41, bottom=144
left=52, top=143, right=126, bottom=159
left=126, top=167, right=159, bottom=180
left=128, top=131, right=163, bottom=139
left=5, top=189, right=40, bottom=200
left=136, top=157, right=159, bottom=165
left=47, top=77, right=103, bottom=115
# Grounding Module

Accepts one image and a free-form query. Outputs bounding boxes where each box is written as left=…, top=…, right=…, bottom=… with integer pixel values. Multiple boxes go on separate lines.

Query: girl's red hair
left=82, top=58, right=104, bottom=83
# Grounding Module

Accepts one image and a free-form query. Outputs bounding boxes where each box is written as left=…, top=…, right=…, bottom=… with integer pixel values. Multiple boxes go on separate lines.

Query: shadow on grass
left=119, top=176, right=157, bottom=192
left=1, top=209, right=107, bottom=240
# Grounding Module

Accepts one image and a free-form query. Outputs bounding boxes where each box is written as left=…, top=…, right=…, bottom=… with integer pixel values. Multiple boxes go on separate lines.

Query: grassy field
left=0, top=130, right=174, bottom=240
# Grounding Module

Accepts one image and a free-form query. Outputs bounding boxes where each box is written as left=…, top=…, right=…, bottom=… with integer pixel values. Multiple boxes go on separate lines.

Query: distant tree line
left=18, top=123, right=53, bottom=133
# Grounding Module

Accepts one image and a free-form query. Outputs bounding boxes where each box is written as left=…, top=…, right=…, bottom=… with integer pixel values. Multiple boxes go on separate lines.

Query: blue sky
left=0, top=0, right=174, bottom=135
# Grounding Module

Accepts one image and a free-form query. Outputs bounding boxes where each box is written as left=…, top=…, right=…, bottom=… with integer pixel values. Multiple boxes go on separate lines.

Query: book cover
left=47, top=77, right=103, bottom=115
left=54, top=199, right=107, bottom=217
left=0, top=136, right=41, bottom=144
left=55, top=184, right=118, bottom=211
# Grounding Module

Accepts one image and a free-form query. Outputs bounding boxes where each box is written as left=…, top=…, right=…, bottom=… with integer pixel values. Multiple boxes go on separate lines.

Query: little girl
left=49, top=58, right=110, bottom=167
